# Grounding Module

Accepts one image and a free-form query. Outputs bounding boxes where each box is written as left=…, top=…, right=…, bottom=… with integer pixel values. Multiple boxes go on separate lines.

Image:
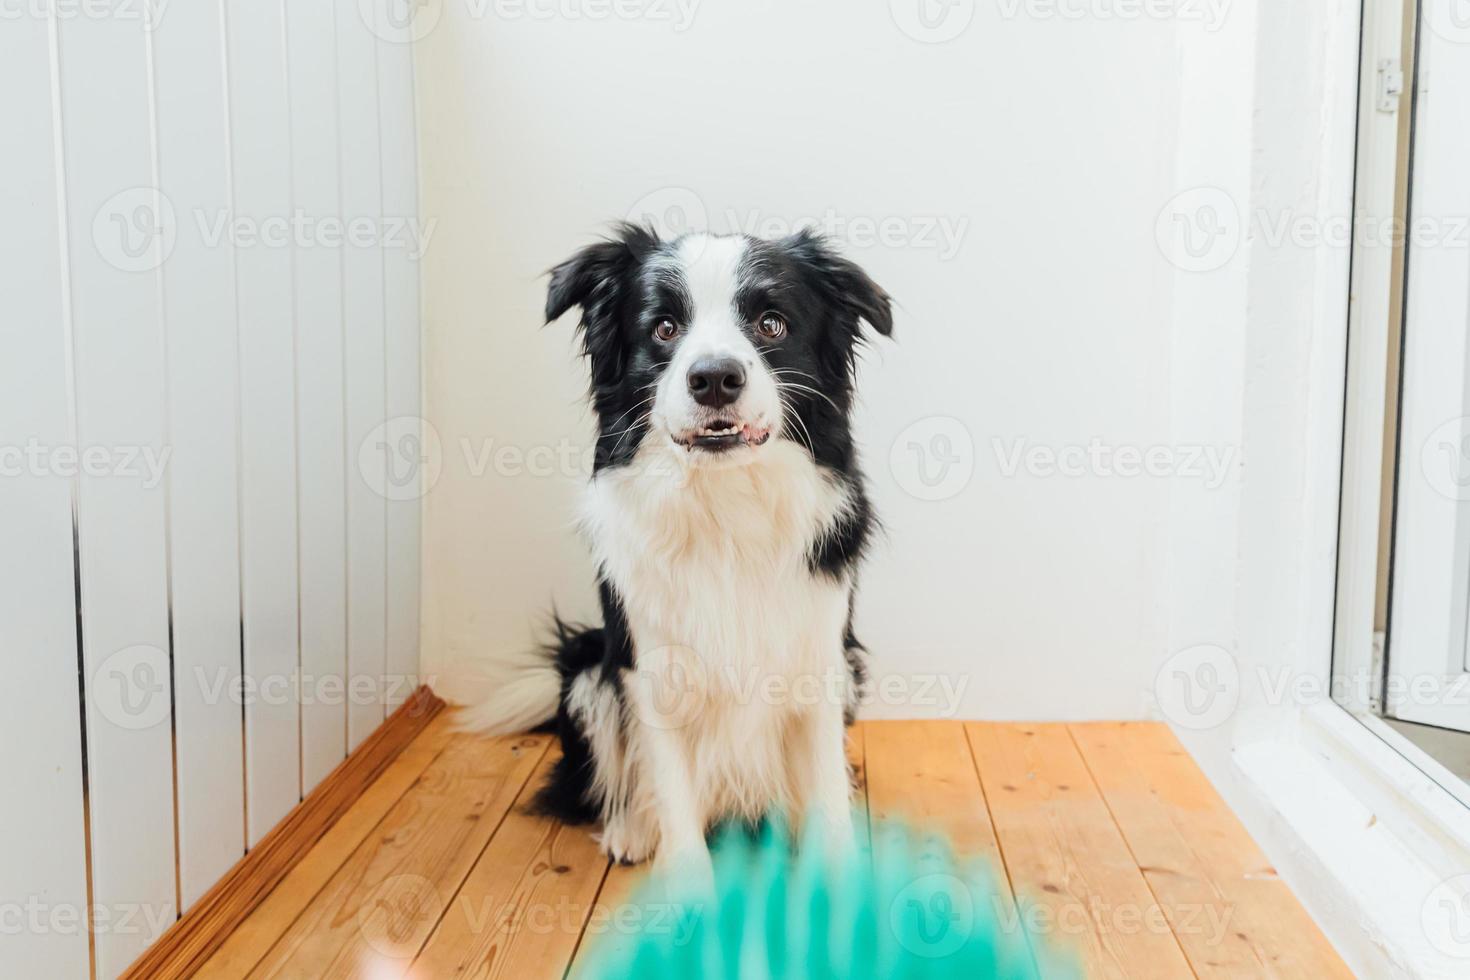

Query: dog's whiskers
left=603, top=394, right=656, bottom=436
left=775, top=378, right=842, bottom=415
left=606, top=411, right=654, bottom=458
left=777, top=391, right=815, bottom=456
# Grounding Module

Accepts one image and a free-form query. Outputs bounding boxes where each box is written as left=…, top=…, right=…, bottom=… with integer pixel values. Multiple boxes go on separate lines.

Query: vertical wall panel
left=225, top=0, right=304, bottom=844
left=288, top=0, right=351, bottom=793
left=338, top=0, right=389, bottom=748
left=0, top=13, right=91, bottom=979
left=377, top=5, right=424, bottom=709
left=10, top=3, right=421, bottom=968
left=54, top=12, right=177, bottom=976
left=152, top=0, right=247, bottom=908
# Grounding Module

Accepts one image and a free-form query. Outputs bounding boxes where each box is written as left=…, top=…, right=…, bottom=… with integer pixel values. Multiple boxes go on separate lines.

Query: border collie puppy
left=462, top=224, right=892, bottom=873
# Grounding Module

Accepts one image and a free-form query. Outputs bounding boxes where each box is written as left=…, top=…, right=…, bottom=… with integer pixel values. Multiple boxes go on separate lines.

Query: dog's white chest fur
left=581, top=441, right=853, bottom=819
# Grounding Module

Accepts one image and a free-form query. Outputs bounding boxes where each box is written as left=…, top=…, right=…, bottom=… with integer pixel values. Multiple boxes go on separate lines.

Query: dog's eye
left=756, top=312, right=787, bottom=340
left=652, top=317, right=680, bottom=342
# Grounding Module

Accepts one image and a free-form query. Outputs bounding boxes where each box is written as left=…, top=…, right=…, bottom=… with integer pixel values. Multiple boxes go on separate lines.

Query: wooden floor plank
left=1070, top=722, right=1353, bottom=979
left=865, top=721, right=1036, bottom=973
left=193, top=718, right=1348, bottom=979
left=967, top=722, right=1195, bottom=980
left=865, top=720, right=1007, bottom=866
left=244, top=730, right=550, bottom=978
left=410, top=749, right=612, bottom=980
left=195, top=712, right=458, bottom=980
left=565, top=862, right=648, bottom=980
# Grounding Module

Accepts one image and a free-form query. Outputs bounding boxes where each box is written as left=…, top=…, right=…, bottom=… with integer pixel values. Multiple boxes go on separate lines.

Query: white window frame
left=1333, top=0, right=1470, bottom=770
left=1330, top=0, right=1411, bottom=719
left=1178, top=0, right=1470, bottom=973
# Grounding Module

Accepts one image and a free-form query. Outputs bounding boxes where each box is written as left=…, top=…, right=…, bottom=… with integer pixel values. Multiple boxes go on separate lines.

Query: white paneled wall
left=287, top=0, right=350, bottom=796
left=338, top=0, right=390, bottom=751
left=226, top=0, right=303, bottom=849
left=379, top=5, right=424, bottom=714
left=0, top=14, right=91, bottom=980
left=57, top=11, right=177, bottom=977
left=153, top=0, right=244, bottom=910
left=0, top=2, right=422, bottom=976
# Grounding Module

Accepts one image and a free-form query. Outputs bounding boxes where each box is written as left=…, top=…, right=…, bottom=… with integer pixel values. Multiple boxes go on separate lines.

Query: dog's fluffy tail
left=454, top=619, right=603, bottom=736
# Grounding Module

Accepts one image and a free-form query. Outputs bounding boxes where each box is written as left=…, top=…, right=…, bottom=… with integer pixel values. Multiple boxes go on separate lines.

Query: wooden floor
left=196, top=720, right=1350, bottom=979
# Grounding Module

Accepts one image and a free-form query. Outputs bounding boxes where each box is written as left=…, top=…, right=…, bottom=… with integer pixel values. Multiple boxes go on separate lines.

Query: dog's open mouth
left=676, top=420, right=772, bottom=452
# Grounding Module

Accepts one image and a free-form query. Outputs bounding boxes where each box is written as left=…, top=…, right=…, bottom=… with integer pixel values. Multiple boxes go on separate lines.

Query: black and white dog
left=463, top=224, right=892, bottom=875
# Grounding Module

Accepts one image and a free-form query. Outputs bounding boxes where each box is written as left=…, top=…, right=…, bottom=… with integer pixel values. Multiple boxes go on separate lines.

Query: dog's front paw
left=596, top=817, right=656, bottom=866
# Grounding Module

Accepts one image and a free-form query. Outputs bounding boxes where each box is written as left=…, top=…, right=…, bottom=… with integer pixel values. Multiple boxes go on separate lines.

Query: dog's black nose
left=687, top=357, right=746, bottom=408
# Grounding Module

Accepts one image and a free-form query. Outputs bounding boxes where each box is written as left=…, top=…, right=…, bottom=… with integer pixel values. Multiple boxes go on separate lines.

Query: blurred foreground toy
left=574, top=818, right=1079, bottom=980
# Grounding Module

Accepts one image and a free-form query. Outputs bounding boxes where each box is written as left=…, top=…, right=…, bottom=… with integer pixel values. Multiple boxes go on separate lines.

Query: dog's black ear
left=545, top=223, right=659, bottom=392
left=545, top=241, right=620, bottom=324
left=784, top=228, right=894, bottom=338
left=544, top=222, right=659, bottom=324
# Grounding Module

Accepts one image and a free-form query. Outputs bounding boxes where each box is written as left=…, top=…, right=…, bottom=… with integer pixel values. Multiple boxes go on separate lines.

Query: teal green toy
left=574, top=818, right=1079, bottom=979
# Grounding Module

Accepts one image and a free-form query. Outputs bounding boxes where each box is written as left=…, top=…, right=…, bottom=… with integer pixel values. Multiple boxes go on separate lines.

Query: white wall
left=0, top=2, right=421, bottom=976
left=418, top=0, right=1213, bottom=718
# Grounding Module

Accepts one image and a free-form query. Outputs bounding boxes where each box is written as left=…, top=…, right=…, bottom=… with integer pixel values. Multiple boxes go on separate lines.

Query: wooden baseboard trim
left=120, top=685, right=446, bottom=980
